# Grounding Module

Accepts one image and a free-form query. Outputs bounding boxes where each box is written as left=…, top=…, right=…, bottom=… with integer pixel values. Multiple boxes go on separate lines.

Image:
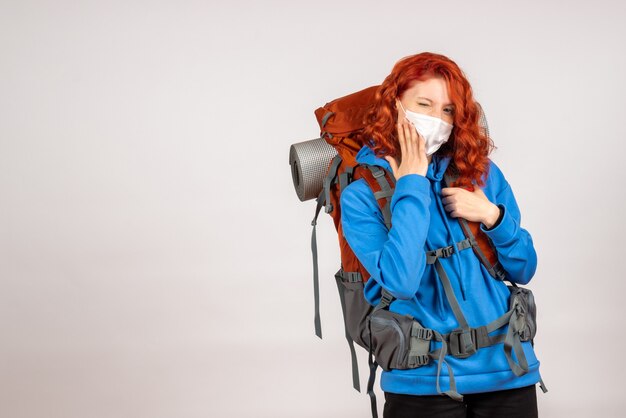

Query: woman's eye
left=444, top=108, right=454, bottom=114
left=418, top=103, right=430, bottom=107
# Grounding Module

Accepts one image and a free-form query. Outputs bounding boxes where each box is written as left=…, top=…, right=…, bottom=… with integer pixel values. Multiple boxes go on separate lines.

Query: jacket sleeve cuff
left=479, top=204, right=516, bottom=245
left=390, top=174, right=430, bottom=206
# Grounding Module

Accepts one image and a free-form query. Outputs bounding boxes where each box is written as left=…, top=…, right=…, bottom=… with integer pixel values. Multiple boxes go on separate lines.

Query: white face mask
left=397, top=100, right=454, bottom=156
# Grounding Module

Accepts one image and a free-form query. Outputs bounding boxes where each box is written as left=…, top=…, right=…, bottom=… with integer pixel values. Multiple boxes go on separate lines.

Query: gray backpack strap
left=339, top=164, right=354, bottom=192
left=428, top=253, right=471, bottom=331
left=504, top=308, right=530, bottom=376
left=366, top=343, right=379, bottom=418
left=310, top=188, right=325, bottom=338
left=443, top=172, right=507, bottom=281
left=457, top=216, right=507, bottom=281
left=323, top=155, right=343, bottom=214
left=366, top=321, right=379, bottom=418
left=335, top=269, right=362, bottom=392
left=310, top=155, right=343, bottom=338
left=431, top=330, right=464, bottom=402
left=366, top=165, right=394, bottom=230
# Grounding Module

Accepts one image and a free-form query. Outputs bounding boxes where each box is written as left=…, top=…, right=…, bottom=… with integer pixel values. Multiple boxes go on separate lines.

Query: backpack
left=289, top=86, right=547, bottom=417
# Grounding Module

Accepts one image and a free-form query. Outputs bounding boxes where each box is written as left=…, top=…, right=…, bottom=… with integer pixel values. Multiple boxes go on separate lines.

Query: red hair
left=361, top=52, right=495, bottom=189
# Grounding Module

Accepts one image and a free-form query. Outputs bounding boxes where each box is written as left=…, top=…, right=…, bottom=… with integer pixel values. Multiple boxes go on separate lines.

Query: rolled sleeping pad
left=476, top=102, right=490, bottom=139
left=289, top=138, right=338, bottom=202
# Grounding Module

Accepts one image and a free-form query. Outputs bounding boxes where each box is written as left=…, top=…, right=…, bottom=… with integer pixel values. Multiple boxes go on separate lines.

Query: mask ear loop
left=396, top=99, right=410, bottom=123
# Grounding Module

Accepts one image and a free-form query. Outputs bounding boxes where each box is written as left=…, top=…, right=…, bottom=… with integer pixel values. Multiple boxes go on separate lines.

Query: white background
left=1, top=0, right=625, bottom=417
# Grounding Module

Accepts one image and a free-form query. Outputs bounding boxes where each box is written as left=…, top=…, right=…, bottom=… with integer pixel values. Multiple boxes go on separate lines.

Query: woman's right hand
left=384, top=115, right=429, bottom=179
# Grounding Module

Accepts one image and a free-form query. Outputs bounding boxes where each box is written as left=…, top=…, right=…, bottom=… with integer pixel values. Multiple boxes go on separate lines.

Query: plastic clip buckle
left=345, top=272, right=362, bottom=283
left=380, top=292, right=393, bottom=306
left=413, top=328, right=433, bottom=341
left=372, top=169, right=385, bottom=178
left=439, top=245, right=455, bottom=258
left=449, top=328, right=478, bottom=358
left=410, top=354, right=430, bottom=367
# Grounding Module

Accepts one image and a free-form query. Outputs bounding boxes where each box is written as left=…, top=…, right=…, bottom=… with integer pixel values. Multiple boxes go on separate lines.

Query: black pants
left=383, top=384, right=538, bottom=418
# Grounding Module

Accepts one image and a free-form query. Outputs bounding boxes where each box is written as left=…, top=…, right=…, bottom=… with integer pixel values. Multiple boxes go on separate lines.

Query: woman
left=340, top=52, right=544, bottom=417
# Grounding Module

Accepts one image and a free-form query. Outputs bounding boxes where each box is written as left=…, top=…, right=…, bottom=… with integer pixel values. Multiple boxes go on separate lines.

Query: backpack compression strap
left=310, top=155, right=343, bottom=338
left=362, top=165, right=395, bottom=230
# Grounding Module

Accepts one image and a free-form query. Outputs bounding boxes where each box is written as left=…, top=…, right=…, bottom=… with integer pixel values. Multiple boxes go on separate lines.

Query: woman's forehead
left=403, top=78, right=452, bottom=105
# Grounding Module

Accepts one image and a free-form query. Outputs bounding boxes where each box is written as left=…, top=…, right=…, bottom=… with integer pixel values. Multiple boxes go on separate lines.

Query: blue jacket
left=340, top=144, right=543, bottom=396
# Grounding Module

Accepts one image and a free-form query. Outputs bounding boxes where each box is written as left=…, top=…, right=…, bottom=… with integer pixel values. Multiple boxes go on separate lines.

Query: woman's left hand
left=441, top=186, right=501, bottom=228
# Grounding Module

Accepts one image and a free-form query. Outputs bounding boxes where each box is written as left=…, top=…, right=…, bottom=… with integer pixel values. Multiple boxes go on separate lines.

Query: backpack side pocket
left=508, top=286, right=537, bottom=342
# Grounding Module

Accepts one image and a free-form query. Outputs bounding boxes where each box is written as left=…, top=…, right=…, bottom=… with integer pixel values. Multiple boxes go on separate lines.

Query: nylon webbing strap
left=376, top=289, right=394, bottom=312
left=485, top=309, right=514, bottom=333
left=430, top=330, right=463, bottom=402
left=335, top=270, right=361, bottom=392
left=458, top=216, right=503, bottom=278
left=373, top=189, right=394, bottom=200
left=339, top=165, right=354, bottom=192
left=456, top=237, right=472, bottom=251
left=310, top=188, right=325, bottom=339
left=446, top=171, right=507, bottom=282
left=425, top=239, right=472, bottom=265
left=492, top=262, right=508, bottom=281
left=310, top=155, right=343, bottom=338
left=504, top=323, right=528, bottom=375
left=433, top=257, right=470, bottom=330
left=367, top=165, right=393, bottom=230
left=503, top=306, right=530, bottom=376
left=323, top=155, right=342, bottom=214
left=342, top=271, right=363, bottom=283
left=367, top=318, right=379, bottom=418
left=321, top=111, right=334, bottom=128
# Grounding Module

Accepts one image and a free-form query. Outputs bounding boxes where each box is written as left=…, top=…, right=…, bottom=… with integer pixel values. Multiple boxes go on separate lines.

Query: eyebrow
left=416, top=97, right=455, bottom=107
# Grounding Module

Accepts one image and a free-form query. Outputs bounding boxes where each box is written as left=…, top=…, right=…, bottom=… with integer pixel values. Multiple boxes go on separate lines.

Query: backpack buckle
left=372, top=168, right=385, bottom=178
left=439, top=245, right=455, bottom=258
left=448, top=328, right=478, bottom=358
left=408, top=354, right=430, bottom=367
left=412, top=327, right=433, bottom=341
left=380, top=291, right=394, bottom=306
